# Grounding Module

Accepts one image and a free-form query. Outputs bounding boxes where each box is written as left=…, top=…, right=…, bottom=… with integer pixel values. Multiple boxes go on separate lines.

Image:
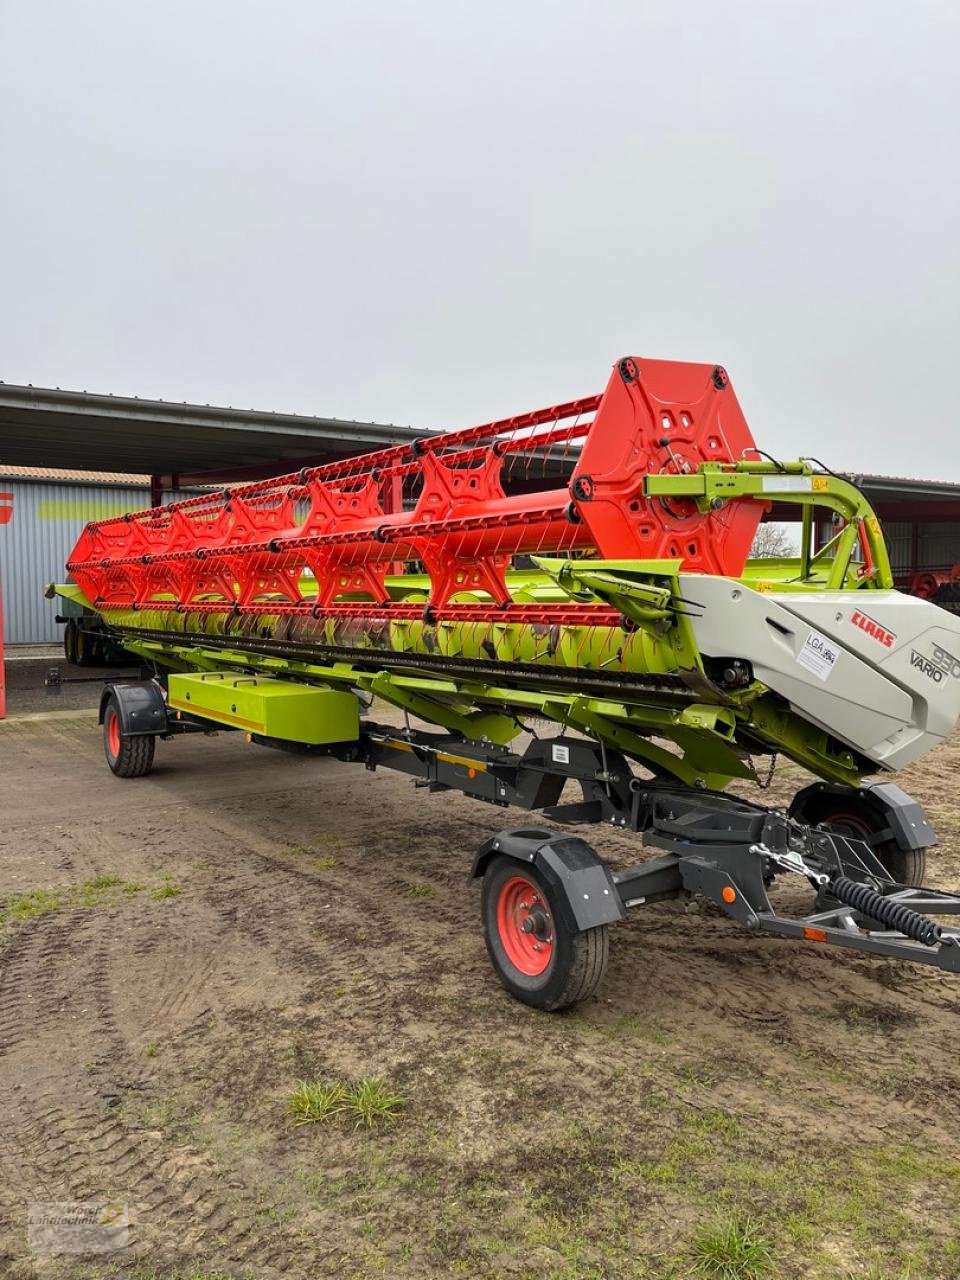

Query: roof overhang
left=0, top=383, right=421, bottom=479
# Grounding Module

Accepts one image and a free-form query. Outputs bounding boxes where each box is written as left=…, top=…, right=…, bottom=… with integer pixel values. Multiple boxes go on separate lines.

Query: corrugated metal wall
left=918, top=520, right=960, bottom=572
left=0, top=479, right=194, bottom=645
left=882, top=521, right=913, bottom=575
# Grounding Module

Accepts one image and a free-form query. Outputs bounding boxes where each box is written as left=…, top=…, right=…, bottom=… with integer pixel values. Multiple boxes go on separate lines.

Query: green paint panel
left=167, top=672, right=359, bottom=744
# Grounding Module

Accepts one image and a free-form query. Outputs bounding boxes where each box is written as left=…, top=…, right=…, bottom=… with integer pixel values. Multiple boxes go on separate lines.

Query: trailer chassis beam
left=347, top=721, right=960, bottom=977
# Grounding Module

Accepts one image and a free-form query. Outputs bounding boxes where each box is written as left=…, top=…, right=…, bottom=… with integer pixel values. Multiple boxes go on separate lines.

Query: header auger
left=53, top=357, right=960, bottom=1010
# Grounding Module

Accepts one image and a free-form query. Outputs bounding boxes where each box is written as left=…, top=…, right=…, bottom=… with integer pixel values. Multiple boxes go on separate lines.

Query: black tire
left=803, top=796, right=926, bottom=887
left=103, top=698, right=156, bottom=778
left=64, top=621, right=78, bottom=666
left=481, top=854, right=608, bottom=1011
left=75, top=626, right=97, bottom=667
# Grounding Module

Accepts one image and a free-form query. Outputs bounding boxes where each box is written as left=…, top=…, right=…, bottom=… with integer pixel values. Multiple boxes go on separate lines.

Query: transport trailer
left=86, top=669, right=960, bottom=1011
left=51, top=355, right=960, bottom=1009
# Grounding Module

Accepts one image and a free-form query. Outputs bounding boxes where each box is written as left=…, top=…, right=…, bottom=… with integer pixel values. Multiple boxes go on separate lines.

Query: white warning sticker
left=797, top=628, right=839, bottom=682
left=761, top=475, right=812, bottom=492
left=552, top=743, right=570, bottom=765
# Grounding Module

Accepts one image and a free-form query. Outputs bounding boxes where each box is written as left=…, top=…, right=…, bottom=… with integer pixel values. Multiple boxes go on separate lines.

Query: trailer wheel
left=808, top=802, right=925, bottom=888
left=64, top=621, right=78, bottom=666
left=481, top=854, right=608, bottom=1011
left=103, top=697, right=156, bottom=778
left=75, top=625, right=102, bottom=668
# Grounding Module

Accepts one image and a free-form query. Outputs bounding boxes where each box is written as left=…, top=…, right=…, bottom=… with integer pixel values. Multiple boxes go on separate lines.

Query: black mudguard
left=472, top=827, right=625, bottom=933
left=99, top=680, right=168, bottom=738
left=789, top=781, right=936, bottom=852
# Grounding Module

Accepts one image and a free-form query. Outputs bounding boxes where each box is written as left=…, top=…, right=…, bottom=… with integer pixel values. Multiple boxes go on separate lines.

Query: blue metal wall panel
left=0, top=479, right=193, bottom=645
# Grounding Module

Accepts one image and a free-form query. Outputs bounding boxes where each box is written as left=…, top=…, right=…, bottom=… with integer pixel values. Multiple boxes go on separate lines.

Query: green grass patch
left=288, top=1077, right=405, bottom=1129
left=151, top=879, right=182, bottom=900
left=75, top=875, right=147, bottom=907
left=348, top=1077, right=405, bottom=1128
left=286, top=843, right=315, bottom=858
left=629, top=1103, right=960, bottom=1275
left=407, top=883, right=436, bottom=899
left=0, top=875, right=157, bottom=926
left=0, top=887, right=61, bottom=924
left=289, top=1080, right=350, bottom=1125
left=690, top=1214, right=774, bottom=1279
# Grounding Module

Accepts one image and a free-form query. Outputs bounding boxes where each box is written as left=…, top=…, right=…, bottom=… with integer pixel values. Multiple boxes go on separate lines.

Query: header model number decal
left=910, top=643, right=960, bottom=684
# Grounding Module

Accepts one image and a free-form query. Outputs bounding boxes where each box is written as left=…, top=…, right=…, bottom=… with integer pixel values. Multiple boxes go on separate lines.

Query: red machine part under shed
left=66, top=358, right=762, bottom=619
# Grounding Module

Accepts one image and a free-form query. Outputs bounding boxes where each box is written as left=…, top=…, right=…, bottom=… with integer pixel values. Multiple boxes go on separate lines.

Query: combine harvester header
left=53, top=357, right=960, bottom=1009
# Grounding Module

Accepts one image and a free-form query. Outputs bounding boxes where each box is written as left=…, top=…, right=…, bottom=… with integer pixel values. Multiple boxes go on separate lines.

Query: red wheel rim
left=496, top=875, right=555, bottom=976
left=106, top=710, right=121, bottom=757
left=822, top=812, right=870, bottom=839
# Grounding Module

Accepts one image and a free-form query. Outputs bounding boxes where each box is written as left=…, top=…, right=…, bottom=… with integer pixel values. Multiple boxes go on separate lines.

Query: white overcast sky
left=1, top=0, right=957, bottom=476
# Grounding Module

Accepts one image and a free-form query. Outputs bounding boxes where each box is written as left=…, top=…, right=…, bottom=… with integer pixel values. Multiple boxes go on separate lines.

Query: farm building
left=0, top=381, right=419, bottom=647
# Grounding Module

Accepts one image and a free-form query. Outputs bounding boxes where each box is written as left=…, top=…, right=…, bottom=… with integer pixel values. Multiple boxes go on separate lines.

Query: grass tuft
left=0, top=888, right=61, bottom=925
left=407, top=883, right=436, bottom=899
left=289, top=1080, right=349, bottom=1125
left=152, top=879, right=182, bottom=900
left=84, top=874, right=123, bottom=890
left=288, top=1077, right=405, bottom=1128
left=1, top=875, right=173, bottom=928
left=347, top=1077, right=405, bottom=1129
left=691, top=1214, right=774, bottom=1279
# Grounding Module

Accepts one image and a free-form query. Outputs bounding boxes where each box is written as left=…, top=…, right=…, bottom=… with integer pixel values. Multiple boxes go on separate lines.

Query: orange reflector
left=803, top=927, right=828, bottom=942
left=721, top=886, right=736, bottom=904
left=467, top=767, right=477, bottom=779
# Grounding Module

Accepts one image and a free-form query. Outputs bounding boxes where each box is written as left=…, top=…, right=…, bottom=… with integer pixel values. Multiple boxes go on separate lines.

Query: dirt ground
left=2, top=659, right=960, bottom=1279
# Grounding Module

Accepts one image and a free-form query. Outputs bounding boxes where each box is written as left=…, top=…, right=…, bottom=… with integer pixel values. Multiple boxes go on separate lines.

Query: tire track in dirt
left=0, top=906, right=335, bottom=1274
left=0, top=911, right=93, bottom=1058
left=9, top=1092, right=319, bottom=1272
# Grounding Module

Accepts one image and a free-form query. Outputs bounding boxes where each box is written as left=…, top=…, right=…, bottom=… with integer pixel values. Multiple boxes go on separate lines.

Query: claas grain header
left=52, top=357, right=960, bottom=1008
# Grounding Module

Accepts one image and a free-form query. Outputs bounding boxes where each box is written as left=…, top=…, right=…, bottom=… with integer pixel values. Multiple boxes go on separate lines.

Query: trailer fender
left=99, top=680, right=168, bottom=738
left=472, top=828, right=625, bottom=932
left=789, top=781, right=936, bottom=852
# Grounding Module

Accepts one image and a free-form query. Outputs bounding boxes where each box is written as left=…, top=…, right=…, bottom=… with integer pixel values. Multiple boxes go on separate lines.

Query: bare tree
left=750, top=523, right=797, bottom=559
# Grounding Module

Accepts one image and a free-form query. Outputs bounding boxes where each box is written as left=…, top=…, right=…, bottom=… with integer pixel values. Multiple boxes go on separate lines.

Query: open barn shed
left=0, top=382, right=421, bottom=649
left=846, top=473, right=960, bottom=594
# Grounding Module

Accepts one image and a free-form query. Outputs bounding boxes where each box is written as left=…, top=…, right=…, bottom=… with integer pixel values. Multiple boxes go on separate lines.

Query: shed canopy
left=0, top=383, right=420, bottom=481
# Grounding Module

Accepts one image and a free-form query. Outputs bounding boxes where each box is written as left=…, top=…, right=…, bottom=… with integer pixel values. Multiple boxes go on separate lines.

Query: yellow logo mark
left=36, top=501, right=141, bottom=522
left=812, top=476, right=829, bottom=491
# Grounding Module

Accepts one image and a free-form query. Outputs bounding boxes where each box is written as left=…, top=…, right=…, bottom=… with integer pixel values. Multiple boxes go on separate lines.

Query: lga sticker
left=797, top=628, right=838, bottom=682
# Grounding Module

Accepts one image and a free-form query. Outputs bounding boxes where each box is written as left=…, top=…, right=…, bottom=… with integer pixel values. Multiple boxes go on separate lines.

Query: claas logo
left=851, top=608, right=896, bottom=648
left=0, top=493, right=12, bottom=527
